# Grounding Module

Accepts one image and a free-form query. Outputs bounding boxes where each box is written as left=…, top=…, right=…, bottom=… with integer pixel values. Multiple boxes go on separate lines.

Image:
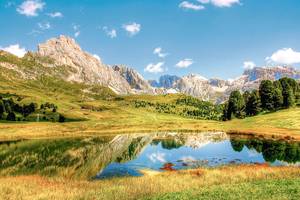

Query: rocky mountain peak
left=36, top=35, right=131, bottom=94
left=112, top=65, right=154, bottom=93
left=243, top=66, right=300, bottom=81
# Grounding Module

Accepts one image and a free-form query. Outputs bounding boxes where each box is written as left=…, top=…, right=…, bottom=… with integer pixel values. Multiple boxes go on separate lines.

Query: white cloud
left=243, top=61, right=256, bottom=69
left=73, top=24, right=80, bottom=38
left=144, top=62, right=165, bottom=73
left=122, top=22, right=141, bottom=36
left=197, top=0, right=240, bottom=7
left=47, top=12, right=63, bottom=18
left=148, top=152, right=166, bottom=163
left=176, top=58, right=194, bottom=68
left=93, top=54, right=101, bottom=62
left=17, top=0, right=45, bottom=17
left=211, top=0, right=240, bottom=7
left=266, top=48, right=300, bottom=65
left=153, top=47, right=168, bottom=58
left=179, top=1, right=205, bottom=10
left=38, top=22, right=51, bottom=30
left=0, top=44, right=27, bottom=58
left=102, top=26, right=117, bottom=38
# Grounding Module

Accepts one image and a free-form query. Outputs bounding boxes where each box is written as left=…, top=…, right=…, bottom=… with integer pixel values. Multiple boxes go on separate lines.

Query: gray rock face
left=112, top=65, right=155, bottom=94
left=37, top=35, right=132, bottom=94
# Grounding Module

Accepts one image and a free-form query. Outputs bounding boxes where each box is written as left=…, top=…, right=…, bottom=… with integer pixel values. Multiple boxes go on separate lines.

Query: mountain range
left=1, top=35, right=300, bottom=103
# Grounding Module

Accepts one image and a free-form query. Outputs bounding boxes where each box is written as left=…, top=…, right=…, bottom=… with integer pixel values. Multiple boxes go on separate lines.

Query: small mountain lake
left=0, top=132, right=299, bottom=180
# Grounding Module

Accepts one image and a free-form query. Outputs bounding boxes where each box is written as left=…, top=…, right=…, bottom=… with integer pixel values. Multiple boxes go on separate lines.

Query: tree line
left=134, top=96, right=223, bottom=120
left=0, top=94, right=65, bottom=122
left=223, top=77, right=300, bottom=120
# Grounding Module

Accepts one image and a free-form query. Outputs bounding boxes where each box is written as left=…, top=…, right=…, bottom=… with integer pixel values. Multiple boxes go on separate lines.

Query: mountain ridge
left=1, top=35, right=300, bottom=103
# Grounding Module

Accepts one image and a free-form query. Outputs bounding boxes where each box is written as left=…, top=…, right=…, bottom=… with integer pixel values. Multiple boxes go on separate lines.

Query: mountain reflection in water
left=0, top=132, right=299, bottom=180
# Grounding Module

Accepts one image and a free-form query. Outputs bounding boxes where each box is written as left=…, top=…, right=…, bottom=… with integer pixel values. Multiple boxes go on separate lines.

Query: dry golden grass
left=0, top=165, right=299, bottom=200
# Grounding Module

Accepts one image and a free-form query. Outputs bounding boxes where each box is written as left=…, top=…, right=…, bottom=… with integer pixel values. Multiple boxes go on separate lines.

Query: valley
left=0, top=35, right=299, bottom=200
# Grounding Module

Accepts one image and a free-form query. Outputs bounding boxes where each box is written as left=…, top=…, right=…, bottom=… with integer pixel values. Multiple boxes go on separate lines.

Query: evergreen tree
left=243, top=91, right=251, bottom=105
left=6, top=112, right=16, bottom=121
left=58, top=114, right=65, bottom=123
left=227, top=90, right=245, bottom=119
left=280, top=78, right=295, bottom=108
left=245, top=90, right=261, bottom=116
left=273, top=80, right=282, bottom=89
left=259, top=80, right=275, bottom=110
left=273, top=87, right=283, bottom=110
left=222, top=102, right=229, bottom=121
left=4, top=101, right=11, bottom=113
left=295, top=82, right=300, bottom=105
left=283, top=77, right=299, bottom=95
left=0, top=100, right=4, bottom=119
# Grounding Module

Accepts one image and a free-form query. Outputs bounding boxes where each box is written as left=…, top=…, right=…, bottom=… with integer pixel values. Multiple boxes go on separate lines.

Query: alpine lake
left=0, top=132, right=299, bottom=180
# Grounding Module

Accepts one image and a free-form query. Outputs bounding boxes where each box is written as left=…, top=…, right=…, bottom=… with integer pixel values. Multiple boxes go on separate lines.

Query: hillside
left=0, top=35, right=300, bottom=141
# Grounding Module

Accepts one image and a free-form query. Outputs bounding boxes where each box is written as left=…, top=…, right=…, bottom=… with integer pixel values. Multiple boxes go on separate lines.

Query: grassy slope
left=0, top=165, right=299, bottom=200
left=0, top=90, right=299, bottom=140
left=0, top=53, right=300, bottom=140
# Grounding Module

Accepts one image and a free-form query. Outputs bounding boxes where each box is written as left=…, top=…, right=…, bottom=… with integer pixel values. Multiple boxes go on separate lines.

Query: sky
left=1, top=0, right=300, bottom=80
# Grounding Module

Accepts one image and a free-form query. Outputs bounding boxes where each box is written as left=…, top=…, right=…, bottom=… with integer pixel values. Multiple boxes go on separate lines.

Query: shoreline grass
left=0, top=165, right=299, bottom=200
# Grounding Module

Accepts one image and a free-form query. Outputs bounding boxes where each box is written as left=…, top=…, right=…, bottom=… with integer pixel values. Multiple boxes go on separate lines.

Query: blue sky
left=1, top=0, right=300, bottom=80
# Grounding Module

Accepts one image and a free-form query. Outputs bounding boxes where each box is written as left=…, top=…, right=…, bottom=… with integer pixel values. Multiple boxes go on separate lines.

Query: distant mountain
left=151, top=66, right=300, bottom=103
left=149, top=75, right=180, bottom=88
left=1, top=35, right=300, bottom=103
left=112, top=65, right=155, bottom=94
left=243, top=66, right=300, bottom=81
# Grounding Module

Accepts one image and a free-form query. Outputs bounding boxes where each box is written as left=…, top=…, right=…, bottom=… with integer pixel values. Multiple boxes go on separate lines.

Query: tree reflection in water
left=230, top=137, right=300, bottom=163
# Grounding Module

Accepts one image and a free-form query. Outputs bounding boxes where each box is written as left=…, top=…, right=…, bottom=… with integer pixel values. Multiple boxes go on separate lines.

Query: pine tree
left=58, top=114, right=65, bottom=123
left=0, top=100, right=4, bottom=119
left=259, top=80, right=275, bottom=110
left=280, top=78, right=295, bottom=108
left=222, top=102, right=230, bottom=121
left=243, top=91, right=251, bottom=105
left=6, top=112, right=16, bottom=121
left=227, top=90, right=245, bottom=119
left=273, top=88, right=283, bottom=110
left=246, top=90, right=261, bottom=116
left=295, top=82, right=300, bottom=105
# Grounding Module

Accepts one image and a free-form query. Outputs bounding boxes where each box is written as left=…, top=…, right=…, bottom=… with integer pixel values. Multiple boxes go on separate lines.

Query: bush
left=58, top=114, right=65, bottom=123
left=6, top=112, right=16, bottom=121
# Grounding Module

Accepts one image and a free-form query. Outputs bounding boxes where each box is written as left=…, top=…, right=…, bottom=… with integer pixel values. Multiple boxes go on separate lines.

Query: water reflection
left=230, top=137, right=300, bottom=163
left=0, top=132, right=299, bottom=180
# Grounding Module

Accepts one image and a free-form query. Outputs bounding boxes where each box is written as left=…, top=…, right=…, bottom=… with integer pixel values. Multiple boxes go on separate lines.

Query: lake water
left=0, top=132, right=299, bottom=179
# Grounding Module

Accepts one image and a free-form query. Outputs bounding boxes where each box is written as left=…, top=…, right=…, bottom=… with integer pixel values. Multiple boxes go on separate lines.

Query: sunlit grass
left=0, top=165, right=299, bottom=200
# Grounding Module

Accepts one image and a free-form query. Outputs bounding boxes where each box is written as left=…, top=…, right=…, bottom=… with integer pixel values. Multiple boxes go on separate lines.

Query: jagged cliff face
left=112, top=65, right=155, bottom=94
left=36, top=35, right=132, bottom=94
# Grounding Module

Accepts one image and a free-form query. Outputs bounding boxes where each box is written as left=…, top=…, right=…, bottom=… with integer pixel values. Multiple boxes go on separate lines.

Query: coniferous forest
left=223, top=77, right=300, bottom=121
